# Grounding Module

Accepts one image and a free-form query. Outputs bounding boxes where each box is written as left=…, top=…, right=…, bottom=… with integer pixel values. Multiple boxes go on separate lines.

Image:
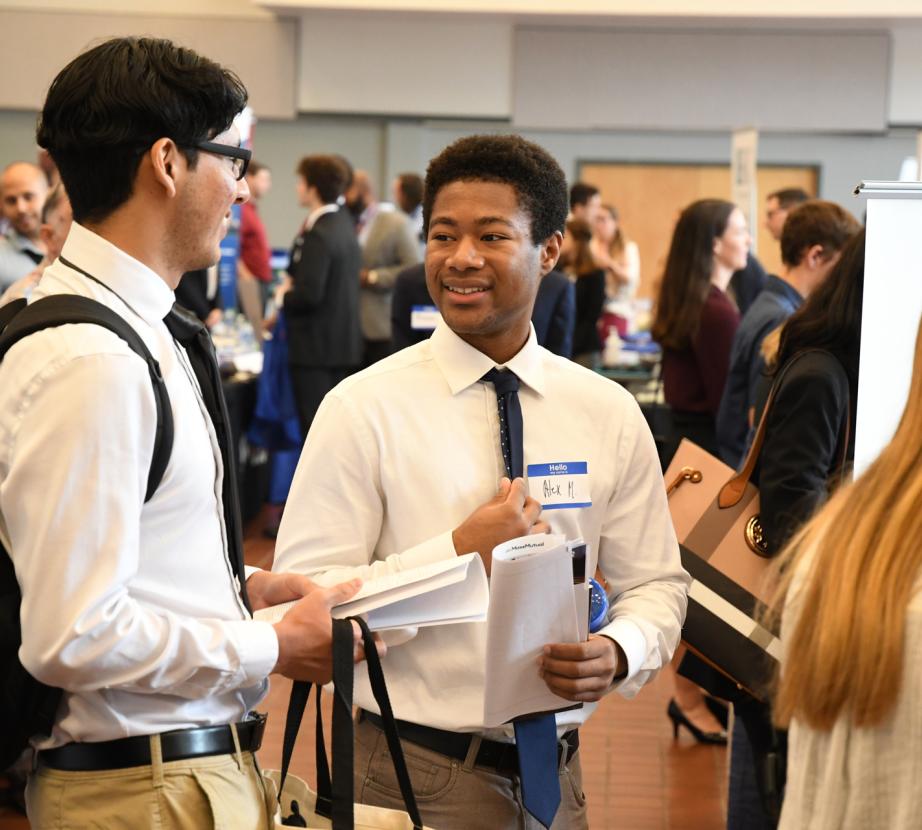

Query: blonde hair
left=770, top=315, right=922, bottom=730
left=760, top=325, right=782, bottom=369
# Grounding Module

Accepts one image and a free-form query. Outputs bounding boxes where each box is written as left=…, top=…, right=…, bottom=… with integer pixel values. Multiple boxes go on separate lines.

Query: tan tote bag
left=265, top=617, right=436, bottom=829
left=664, top=349, right=848, bottom=698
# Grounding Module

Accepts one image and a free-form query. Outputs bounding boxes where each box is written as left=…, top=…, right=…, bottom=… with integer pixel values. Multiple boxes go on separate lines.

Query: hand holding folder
left=482, top=534, right=585, bottom=726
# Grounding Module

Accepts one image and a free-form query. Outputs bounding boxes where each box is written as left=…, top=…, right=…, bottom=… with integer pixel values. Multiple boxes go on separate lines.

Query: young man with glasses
left=0, top=36, right=368, bottom=828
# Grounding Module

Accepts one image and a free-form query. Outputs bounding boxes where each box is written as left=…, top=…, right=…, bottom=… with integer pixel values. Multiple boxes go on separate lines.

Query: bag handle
left=277, top=680, right=311, bottom=826
left=719, top=349, right=823, bottom=508
left=331, top=618, right=356, bottom=829
left=278, top=618, right=425, bottom=830
left=355, top=617, right=424, bottom=830
left=329, top=617, right=425, bottom=830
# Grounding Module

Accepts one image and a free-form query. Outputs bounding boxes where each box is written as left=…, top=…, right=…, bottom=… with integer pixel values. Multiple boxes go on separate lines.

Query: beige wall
left=0, top=9, right=297, bottom=117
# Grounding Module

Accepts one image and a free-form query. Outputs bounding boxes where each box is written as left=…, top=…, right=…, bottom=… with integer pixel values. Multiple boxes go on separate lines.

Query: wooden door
left=580, top=162, right=818, bottom=299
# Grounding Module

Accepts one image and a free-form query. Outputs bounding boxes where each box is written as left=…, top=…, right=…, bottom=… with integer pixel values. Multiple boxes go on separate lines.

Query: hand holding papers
left=483, top=534, right=583, bottom=727
left=255, top=553, right=488, bottom=634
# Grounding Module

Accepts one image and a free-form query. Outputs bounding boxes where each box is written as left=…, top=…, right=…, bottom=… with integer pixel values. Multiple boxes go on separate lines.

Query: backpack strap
left=0, top=298, right=26, bottom=332
left=0, top=295, right=173, bottom=503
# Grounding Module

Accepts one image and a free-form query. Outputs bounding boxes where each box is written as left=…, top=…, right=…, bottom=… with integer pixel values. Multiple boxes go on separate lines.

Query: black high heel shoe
left=667, top=699, right=728, bottom=745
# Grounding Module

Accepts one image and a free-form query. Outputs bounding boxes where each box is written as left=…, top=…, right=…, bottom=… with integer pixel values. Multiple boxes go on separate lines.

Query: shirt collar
left=57, top=222, right=176, bottom=325
left=429, top=322, right=546, bottom=397
left=305, top=203, right=338, bottom=232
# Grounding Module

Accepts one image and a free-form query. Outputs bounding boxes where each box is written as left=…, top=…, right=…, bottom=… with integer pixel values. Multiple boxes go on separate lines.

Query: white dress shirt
left=0, top=223, right=278, bottom=748
left=780, top=560, right=922, bottom=829
left=274, top=322, right=688, bottom=737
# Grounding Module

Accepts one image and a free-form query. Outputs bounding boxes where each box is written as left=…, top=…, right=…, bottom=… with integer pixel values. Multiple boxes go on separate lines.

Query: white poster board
left=731, top=128, right=759, bottom=254
left=854, top=182, right=922, bottom=476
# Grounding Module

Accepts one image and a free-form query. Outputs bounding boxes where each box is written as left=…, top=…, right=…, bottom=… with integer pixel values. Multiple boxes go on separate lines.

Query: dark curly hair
left=422, top=134, right=568, bottom=244
left=37, top=37, right=247, bottom=224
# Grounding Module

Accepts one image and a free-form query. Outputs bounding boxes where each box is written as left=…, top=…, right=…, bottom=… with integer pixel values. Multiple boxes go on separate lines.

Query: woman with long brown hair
left=653, top=198, right=749, bottom=742
left=769, top=311, right=922, bottom=829
left=653, top=198, right=750, bottom=465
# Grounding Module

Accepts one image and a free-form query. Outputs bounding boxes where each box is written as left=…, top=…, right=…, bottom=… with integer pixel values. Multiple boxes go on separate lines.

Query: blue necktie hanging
left=482, top=367, right=561, bottom=829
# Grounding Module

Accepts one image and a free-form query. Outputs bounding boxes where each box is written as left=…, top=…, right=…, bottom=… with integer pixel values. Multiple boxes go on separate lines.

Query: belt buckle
left=248, top=712, right=268, bottom=750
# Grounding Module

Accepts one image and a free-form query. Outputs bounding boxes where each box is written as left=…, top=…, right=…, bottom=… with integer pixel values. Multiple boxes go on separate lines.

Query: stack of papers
left=483, top=534, right=583, bottom=727
left=253, top=553, right=488, bottom=631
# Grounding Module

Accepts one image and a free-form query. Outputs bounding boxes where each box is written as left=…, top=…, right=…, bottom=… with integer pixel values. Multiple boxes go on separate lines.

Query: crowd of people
left=1, top=33, right=920, bottom=830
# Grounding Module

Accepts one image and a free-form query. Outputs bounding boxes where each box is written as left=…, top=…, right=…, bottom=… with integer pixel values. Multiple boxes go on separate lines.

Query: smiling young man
left=0, top=37, right=365, bottom=828
left=273, top=135, right=687, bottom=829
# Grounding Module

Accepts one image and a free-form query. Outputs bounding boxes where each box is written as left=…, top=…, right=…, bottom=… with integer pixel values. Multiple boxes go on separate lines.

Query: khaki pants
left=26, top=738, right=274, bottom=830
left=354, top=717, right=589, bottom=830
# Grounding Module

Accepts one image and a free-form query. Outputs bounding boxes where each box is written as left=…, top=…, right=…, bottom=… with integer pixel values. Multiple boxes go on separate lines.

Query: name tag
left=526, top=462, right=591, bottom=510
left=411, top=305, right=442, bottom=331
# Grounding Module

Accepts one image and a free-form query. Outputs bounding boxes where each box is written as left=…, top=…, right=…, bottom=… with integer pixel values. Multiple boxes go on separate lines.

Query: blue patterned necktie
left=482, top=368, right=561, bottom=829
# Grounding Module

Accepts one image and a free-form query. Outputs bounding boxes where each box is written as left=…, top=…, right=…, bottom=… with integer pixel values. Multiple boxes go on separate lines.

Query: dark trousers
left=290, top=365, right=353, bottom=439
left=728, top=699, right=786, bottom=829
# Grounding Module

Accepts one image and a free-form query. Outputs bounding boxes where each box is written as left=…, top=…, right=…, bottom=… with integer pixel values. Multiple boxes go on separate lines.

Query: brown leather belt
left=360, top=710, right=578, bottom=776
left=38, top=713, right=267, bottom=772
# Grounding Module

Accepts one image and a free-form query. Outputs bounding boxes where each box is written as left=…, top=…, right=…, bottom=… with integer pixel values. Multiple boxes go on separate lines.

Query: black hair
left=569, top=182, right=600, bottom=210
left=36, top=37, right=247, bottom=225
left=776, top=228, right=865, bottom=386
left=296, top=155, right=349, bottom=205
left=422, top=134, right=567, bottom=244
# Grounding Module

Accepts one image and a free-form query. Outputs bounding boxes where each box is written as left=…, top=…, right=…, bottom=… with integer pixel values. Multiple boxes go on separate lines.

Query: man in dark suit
left=391, top=263, right=575, bottom=357
left=278, top=155, right=362, bottom=437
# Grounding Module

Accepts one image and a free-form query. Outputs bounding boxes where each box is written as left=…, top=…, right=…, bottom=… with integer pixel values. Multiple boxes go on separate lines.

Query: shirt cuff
left=226, top=619, right=279, bottom=686
left=399, top=530, right=458, bottom=570
left=597, top=616, right=647, bottom=689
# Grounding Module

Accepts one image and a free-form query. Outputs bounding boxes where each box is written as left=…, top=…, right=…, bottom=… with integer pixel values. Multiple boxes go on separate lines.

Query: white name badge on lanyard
left=526, top=462, right=592, bottom=510
left=411, top=305, right=442, bottom=331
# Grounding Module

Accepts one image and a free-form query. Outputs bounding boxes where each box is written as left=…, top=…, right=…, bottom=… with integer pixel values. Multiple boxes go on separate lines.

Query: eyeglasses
left=194, top=140, right=251, bottom=181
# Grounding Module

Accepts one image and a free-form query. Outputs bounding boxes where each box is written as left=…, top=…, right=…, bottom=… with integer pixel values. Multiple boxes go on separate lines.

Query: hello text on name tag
left=526, top=461, right=591, bottom=510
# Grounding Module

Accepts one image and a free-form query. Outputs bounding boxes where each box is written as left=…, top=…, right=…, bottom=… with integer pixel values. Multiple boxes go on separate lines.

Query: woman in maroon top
left=653, top=198, right=749, bottom=462
left=652, top=198, right=749, bottom=743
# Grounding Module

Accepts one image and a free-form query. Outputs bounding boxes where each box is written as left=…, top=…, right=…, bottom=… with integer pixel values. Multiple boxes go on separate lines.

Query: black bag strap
left=331, top=618, right=357, bottom=829
left=355, top=617, right=424, bottom=830
left=277, top=618, right=424, bottom=830
left=164, top=304, right=250, bottom=610
left=0, top=295, right=173, bottom=502
left=315, top=683, right=333, bottom=819
left=277, top=682, right=335, bottom=825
